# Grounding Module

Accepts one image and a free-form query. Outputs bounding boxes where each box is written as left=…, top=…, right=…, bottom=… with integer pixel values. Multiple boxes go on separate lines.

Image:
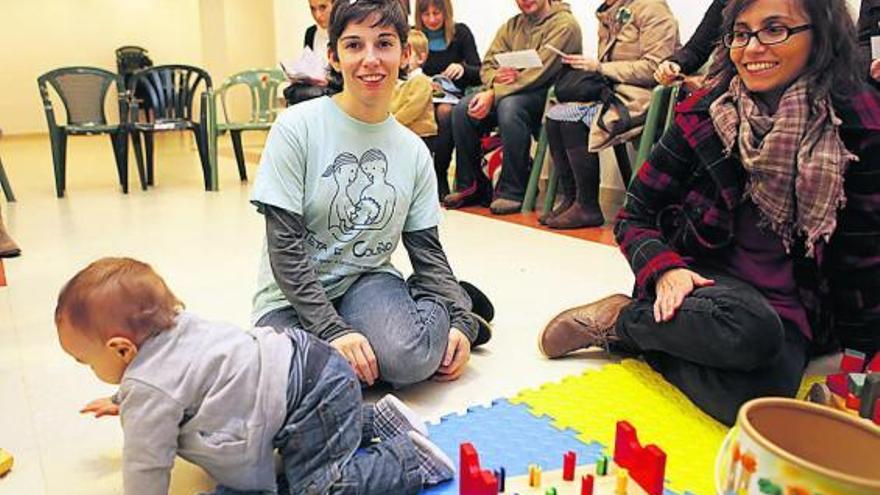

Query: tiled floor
left=0, top=133, right=636, bottom=494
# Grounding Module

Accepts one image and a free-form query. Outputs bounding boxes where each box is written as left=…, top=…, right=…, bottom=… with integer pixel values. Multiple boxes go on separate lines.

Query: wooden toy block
left=459, top=443, right=498, bottom=495
left=596, top=455, right=608, bottom=476
left=867, top=353, right=880, bottom=373
left=494, top=467, right=506, bottom=493
left=826, top=373, right=848, bottom=397
left=858, top=373, right=880, bottom=419
left=848, top=373, right=867, bottom=395
left=582, top=474, right=595, bottom=495
left=615, top=469, right=629, bottom=494
left=612, top=421, right=666, bottom=495
left=873, top=399, right=880, bottom=425
left=840, top=349, right=866, bottom=373
left=846, top=393, right=861, bottom=411
left=563, top=451, right=576, bottom=481
left=0, top=448, right=13, bottom=477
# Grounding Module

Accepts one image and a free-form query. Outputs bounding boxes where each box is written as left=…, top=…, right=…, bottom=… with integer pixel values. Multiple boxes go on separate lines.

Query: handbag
left=554, top=68, right=634, bottom=137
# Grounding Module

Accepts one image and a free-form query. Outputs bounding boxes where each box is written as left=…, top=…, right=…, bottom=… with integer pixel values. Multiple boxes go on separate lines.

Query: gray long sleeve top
left=263, top=203, right=478, bottom=343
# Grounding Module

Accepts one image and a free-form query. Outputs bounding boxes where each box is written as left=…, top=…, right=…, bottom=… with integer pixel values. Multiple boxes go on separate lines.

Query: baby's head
left=406, top=30, right=429, bottom=72
left=55, top=257, right=183, bottom=384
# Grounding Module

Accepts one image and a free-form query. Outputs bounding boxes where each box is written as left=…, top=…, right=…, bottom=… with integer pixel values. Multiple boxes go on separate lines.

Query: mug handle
left=715, top=427, right=736, bottom=495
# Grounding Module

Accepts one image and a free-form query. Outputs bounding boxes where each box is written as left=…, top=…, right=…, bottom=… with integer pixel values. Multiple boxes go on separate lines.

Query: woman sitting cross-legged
left=539, top=0, right=880, bottom=425
left=253, top=0, right=493, bottom=390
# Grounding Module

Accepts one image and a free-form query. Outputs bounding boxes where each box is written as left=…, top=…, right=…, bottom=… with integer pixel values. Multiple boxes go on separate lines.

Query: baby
left=56, top=257, right=454, bottom=494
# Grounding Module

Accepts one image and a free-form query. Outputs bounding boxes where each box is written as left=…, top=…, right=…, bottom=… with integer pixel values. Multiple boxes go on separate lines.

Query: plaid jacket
left=614, top=85, right=880, bottom=354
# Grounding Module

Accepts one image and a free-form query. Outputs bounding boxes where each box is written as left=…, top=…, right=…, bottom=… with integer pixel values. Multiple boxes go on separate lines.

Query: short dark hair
left=707, top=0, right=863, bottom=103
left=328, top=0, right=410, bottom=60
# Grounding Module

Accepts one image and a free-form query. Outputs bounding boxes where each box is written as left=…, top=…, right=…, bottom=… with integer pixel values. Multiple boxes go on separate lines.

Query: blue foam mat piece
left=423, top=399, right=605, bottom=495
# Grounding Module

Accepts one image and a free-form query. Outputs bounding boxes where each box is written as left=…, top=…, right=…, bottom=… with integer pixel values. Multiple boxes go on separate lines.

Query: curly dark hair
left=707, top=0, right=864, bottom=103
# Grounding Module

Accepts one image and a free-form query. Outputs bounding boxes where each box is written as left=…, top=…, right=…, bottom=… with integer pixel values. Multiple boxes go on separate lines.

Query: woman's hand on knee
left=653, top=268, right=715, bottom=323
left=433, top=328, right=471, bottom=382
left=330, top=333, right=379, bottom=386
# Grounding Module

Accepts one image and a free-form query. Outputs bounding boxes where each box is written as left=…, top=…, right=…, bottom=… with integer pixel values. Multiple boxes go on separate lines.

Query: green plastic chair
left=37, top=67, right=129, bottom=197
left=215, top=69, right=286, bottom=181
left=0, top=154, right=14, bottom=202
left=524, top=84, right=680, bottom=215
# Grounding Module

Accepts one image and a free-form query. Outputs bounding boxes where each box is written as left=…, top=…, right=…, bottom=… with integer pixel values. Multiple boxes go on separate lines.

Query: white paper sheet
left=494, top=49, right=543, bottom=69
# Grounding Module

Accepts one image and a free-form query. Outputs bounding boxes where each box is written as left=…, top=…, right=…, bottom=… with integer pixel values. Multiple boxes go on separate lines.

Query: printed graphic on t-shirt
left=321, top=148, right=398, bottom=242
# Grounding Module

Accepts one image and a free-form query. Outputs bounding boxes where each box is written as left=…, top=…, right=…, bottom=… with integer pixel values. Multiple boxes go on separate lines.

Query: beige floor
left=0, top=133, right=839, bottom=494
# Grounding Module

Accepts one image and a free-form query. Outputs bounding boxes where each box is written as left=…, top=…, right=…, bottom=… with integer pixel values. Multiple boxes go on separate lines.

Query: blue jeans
left=257, top=272, right=451, bottom=387
left=210, top=345, right=422, bottom=495
left=451, top=88, right=548, bottom=201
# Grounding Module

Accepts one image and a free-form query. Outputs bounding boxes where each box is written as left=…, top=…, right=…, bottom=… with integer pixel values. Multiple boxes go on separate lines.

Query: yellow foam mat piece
left=510, top=359, right=727, bottom=495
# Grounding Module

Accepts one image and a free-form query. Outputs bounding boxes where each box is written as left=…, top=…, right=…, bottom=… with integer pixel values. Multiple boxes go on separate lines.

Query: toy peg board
left=505, top=462, right=649, bottom=495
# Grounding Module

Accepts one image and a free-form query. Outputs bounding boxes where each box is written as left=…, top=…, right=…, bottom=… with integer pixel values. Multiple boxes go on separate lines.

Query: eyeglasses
left=722, top=24, right=812, bottom=49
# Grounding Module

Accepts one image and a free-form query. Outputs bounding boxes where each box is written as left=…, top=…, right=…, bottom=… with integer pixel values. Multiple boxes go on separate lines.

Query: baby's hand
left=80, top=396, right=119, bottom=418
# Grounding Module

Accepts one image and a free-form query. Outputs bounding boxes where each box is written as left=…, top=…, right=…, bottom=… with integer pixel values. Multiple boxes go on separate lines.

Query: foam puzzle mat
left=425, top=359, right=727, bottom=495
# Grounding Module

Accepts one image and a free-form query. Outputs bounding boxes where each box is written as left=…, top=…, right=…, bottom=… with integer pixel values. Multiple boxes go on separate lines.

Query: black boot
left=460, top=281, right=494, bottom=347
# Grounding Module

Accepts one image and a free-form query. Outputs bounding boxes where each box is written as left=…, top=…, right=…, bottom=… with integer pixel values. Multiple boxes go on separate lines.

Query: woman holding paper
left=540, top=0, right=678, bottom=229
left=283, top=0, right=342, bottom=105
left=414, top=0, right=482, bottom=199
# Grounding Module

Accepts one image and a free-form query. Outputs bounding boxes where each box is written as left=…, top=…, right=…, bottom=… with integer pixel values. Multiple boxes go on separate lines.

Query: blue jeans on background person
left=451, top=88, right=548, bottom=202
left=210, top=340, right=423, bottom=495
left=257, top=271, right=451, bottom=387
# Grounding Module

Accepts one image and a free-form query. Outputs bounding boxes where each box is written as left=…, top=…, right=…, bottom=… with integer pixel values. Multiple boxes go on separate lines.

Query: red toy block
left=563, top=451, right=576, bottom=481
left=613, top=421, right=667, bottom=495
left=868, top=353, right=880, bottom=373
left=873, top=399, right=880, bottom=426
left=826, top=373, right=849, bottom=397
left=581, top=474, right=595, bottom=495
left=840, top=349, right=866, bottom=373
left=846, top=393, right=861, bottom=411
left=459, top=443, right=498, bottom=495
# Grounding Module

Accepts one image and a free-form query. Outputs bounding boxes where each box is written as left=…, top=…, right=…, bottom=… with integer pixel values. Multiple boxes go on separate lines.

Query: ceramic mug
left=715, top=398, right=880, bottom=495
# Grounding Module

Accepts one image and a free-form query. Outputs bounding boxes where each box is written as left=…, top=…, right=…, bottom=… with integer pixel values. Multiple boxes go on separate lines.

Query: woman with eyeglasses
left=539, top=0, right=880, bottom=425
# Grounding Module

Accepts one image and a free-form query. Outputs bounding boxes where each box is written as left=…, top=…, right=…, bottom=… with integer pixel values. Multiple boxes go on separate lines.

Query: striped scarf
left=709, top=77, right=856, bottom=256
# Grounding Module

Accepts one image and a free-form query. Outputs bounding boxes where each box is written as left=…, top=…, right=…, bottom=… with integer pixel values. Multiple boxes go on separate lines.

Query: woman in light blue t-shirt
left=251, top=0, right=493, bottom=389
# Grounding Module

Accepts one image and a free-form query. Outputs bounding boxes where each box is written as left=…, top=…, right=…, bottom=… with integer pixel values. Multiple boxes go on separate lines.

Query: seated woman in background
left=283, top=0, right=342, bottom=105
left=654, top=0, right=725, bottom=88
left=414, top=0, right=481, bottom=199
left=541, top=0, right=678, bottom=229
left=539, top=0, right=880, bottom=425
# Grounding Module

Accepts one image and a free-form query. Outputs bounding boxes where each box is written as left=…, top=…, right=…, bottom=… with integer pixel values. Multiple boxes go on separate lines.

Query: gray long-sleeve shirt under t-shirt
left=261, top=203, right=478, bottom=343
left=115, top=312, right=297, bottom=494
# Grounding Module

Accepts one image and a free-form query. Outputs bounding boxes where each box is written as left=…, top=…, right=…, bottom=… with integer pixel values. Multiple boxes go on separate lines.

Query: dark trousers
left=451, top=88, right=547, bottom=201
left=615, top=267, right=810, bottom=426
left=432, top=103, right=455, bottom=199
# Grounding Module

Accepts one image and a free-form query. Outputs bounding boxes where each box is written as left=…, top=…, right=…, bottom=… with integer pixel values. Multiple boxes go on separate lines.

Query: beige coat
left=588, top=0, right=679, bottom=151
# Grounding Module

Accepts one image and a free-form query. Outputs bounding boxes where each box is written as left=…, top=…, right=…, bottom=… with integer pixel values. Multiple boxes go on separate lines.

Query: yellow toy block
left=0, top=448, right=13, bottom=477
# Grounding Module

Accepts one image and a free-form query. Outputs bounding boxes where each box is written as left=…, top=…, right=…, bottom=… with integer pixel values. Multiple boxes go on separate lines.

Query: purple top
left=720, top=200, right=812, bottom=339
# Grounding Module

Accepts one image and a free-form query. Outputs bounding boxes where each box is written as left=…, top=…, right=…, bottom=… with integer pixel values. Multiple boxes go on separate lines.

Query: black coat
left=667, top=0, right=726, bottom=74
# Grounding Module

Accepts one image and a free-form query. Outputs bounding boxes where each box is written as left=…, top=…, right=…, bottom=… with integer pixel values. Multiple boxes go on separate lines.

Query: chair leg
left=522, top=124, right=548, bottom=213
left=192, top=127, right=211, bottom=191
left=145, top=131, right=155, bottom=186
left=229, top=130, right=247, bottom=181
left=613, top=143, right=632, bottom=186
left=0, top=156, right=15, bottom=202
left=110, top=132, right=129, bottom=194
left=130, top=130, right=148, bottom=191
left=541, top=163, right=559, bottom=215
left=58, top=132, right=68, bottom=197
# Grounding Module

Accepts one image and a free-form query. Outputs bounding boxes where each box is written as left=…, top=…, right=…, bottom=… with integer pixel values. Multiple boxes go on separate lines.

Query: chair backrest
left=633, top=84, right=680, bottom=174
left=116, top=46, right=153, bottom=75
left=217, top=69, right=286, bottom=125
left=37, top=67, right=122, bottom=127
left=128, top=65, right=213, bottom=123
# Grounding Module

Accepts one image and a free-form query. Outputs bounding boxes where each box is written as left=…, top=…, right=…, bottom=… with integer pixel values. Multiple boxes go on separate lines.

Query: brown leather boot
left=538, top=294, right=632, bottom=358
left=0, top=207, right=20, bottom=258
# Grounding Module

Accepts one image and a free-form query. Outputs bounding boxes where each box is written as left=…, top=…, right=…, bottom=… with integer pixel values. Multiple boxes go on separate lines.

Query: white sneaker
left=374, top=394, right=428, bottom=440
left=406, top=430, right=455, bottom=485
